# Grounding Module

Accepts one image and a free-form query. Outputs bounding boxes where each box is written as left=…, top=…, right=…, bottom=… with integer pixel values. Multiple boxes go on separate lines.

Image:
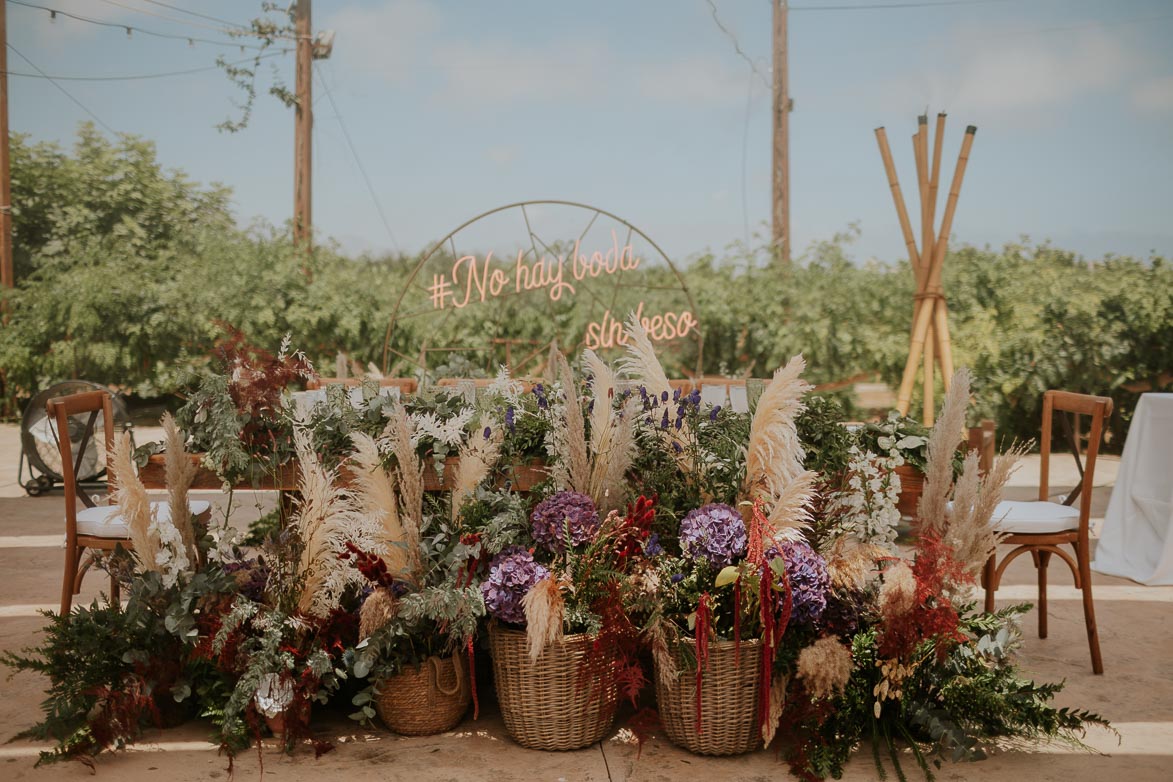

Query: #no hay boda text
left=426, top=234, right=697, bottom=348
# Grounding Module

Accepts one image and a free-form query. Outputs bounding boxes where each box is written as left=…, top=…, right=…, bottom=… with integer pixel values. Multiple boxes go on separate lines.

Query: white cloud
left=432, top=39, right=612, bottom=103
left=1132, top=75, right=1173, bottom=112
left=838, top=25, right=1152, bottom=122
left=326, top=0, right=440, bottom=84
left=327, top=0, right=751, bottom=108
left=950, top=28, right=1138, bottom=113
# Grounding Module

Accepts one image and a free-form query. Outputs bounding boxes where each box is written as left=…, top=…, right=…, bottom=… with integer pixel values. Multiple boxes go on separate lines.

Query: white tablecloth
left=1092, top=393, right=1173, bottom=585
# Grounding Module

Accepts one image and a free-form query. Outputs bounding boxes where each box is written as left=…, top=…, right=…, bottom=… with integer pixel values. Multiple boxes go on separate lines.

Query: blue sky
left=7, top=0, right=1173, bottom=265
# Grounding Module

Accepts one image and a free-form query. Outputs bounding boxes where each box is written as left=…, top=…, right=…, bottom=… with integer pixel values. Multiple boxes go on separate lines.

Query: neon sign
left=426, top=231, right=697, bottom=349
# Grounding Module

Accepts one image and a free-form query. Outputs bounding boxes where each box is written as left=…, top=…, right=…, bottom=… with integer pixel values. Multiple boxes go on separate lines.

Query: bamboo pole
left=935, top=298, right=956, bottom=384
left=923, top=297, right=936, bottom=426
left=928, top=113, right=949, bottom=391
left=928, top=113, right=946, bottom=232
left=895, top=126, right=976, bottom=416
left=874, top=128, right=920, bottom=270
left=915, top=116, right=930, bottom=284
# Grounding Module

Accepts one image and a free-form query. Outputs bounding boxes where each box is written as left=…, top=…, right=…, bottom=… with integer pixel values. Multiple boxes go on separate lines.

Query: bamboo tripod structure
left=875, top=114, right=976, bottom=425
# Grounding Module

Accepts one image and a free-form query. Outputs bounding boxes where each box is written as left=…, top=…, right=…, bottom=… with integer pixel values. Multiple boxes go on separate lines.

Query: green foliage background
left=1, top=125, right=1169, bottom=446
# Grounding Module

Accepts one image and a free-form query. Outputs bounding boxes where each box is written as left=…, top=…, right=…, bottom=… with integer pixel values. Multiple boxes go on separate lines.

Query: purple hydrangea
left=767, top=540, right=831, bottom=626
left=531, top=491, right=600, bottom=552
left=679, top=503, right=747, bottom=568
left=480, top=546, right=549, bottom=625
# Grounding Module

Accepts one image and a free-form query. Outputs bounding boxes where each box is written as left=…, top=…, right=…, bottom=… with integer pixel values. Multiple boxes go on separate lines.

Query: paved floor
left=0, top=423, right=1169, bottom=781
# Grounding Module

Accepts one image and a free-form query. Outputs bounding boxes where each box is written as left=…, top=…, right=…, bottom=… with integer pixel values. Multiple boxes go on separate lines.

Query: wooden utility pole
left=0, top=0, right=13, bottom=290
left=293, top=0, right=312, bottom=254
left=771, top=0, right=790, bottom=266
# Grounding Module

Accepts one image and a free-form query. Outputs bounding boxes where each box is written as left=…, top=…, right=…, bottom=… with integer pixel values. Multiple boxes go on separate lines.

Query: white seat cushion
left=75, top=500, right=212, bottom=539
left=991, top=500, right=1080, bottom=535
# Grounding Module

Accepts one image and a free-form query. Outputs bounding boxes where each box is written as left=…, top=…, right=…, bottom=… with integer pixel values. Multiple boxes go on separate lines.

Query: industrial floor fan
left=18, top=380, right=131, bottom=497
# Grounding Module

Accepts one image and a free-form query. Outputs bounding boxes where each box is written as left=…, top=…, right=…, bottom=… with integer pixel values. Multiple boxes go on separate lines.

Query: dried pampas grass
left=797, top=637, right=853, bottom=700
left=522, top=577, right=565, bottom=661
left=645, top=615, right=678, bottom=687
left=349, top=431, right=417, bottom=580
left=583, top=348, right=636, bottom=514
left=620, top=314, right=694, bottom=476
left=618, top=313, right=672, bottom=403
left=942, top=443, right=1026, bottom=592
left=825, top=537, right=885, bottom=592
left=384, top=404, right=423, bottom=579
left=879, top=561, right=917, bottom=618
left=765, top=469, right=816, bottom=539
left=452, top=423, right=504, bottom=519
left=110, top=431, right=158, bottom=572
left=746, top=354, right=810, bottom=502
left=547, top=344, right=590, bottom=494
left=917, top=368, right=971, bottom=533
left=161, top=413, right=198, bottom=561
left=291, top=427, right=384, bottom=617
left=359, top=587, right=399, bottom=639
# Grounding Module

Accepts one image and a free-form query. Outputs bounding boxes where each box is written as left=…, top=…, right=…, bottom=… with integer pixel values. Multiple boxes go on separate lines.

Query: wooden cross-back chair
left=981, top=390, right=1113, bottom=674
left=47, top=390, right=210, bottom=615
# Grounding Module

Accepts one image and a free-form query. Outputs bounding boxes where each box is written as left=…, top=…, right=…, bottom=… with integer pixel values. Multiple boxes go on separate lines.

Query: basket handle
left=430, top=654, right=464, bottom=696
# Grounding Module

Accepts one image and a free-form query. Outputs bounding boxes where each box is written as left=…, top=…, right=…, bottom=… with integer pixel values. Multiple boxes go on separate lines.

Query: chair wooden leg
left=109, top=570, right=121, bottom=608
left=1037, top=550, right=1051, bottom=639
left=61, top=545, right=83, bottom=616
left=1077, top=544, right=1104, bottom=674
left=983, top=554, right=996, bottom=613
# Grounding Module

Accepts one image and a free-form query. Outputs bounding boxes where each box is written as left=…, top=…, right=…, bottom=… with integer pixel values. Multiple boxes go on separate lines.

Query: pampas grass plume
left=746, top=354, right=810, bottom=504
left=162, top=413, right=198, bottom=561
left=797, top=637, right=853, bottom=700
left=917, top=368, right=971, bottom=533
left=522, top=577, right=565, bottom=661
left=110, top=430, right=158, bottom=572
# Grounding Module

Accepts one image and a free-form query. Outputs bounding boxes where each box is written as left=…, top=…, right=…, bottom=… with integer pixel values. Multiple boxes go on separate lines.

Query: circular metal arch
left=380, top=199, right=702, bottom=376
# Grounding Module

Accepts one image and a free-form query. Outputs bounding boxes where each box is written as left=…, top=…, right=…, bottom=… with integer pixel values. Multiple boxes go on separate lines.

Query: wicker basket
left=655, top=637, right=763, bottom=756
left=374, top=654, right=471, bottom=736
left=488, top=624, right=618, bottom=750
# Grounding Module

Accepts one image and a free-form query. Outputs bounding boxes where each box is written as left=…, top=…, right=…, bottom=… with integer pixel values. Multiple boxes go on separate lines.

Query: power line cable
left=95, top=0, right=249, bottom=34
left=2, top=49, right=289, bottom=81
left=789, top=0, right=1018, bottom=10
left=138, top=0, right=254, bottom=30
left=6, top=43, right=117, bottom=134
left=7, top=0, right=270, bottom=50
left=314, top=63, right=402, bottom=254
left=704, top=0, right=771, bottom=89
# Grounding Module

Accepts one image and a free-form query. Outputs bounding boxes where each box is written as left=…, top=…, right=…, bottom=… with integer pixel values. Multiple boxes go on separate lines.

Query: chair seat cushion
left=991, top=500, right=1079, bottom=535
left=76, top=500, right=212, bottom=539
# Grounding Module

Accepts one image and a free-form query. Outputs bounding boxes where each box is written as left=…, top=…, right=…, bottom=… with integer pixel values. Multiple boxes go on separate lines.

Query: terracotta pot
left=894, top=464, right=924, bottom=518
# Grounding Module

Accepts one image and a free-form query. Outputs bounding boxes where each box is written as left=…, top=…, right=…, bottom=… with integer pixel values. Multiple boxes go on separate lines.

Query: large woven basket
left=374, top=654, right=471, bottom=736
left=655, top=637, right=763, bottom=756
left=488, top=624, right=618, bottom=750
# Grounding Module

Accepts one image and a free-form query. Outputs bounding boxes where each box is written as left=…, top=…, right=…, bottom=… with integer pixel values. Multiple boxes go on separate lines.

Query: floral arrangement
left=3, top=336, right=1113, bottom=780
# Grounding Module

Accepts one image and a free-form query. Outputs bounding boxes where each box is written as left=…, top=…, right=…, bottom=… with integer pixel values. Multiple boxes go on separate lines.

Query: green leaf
left=714, top=565, right=740, bottom=588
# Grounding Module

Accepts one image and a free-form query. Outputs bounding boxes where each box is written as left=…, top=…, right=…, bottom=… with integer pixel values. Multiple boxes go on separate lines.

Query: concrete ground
left=0, top=423, right=1169, bottom=781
